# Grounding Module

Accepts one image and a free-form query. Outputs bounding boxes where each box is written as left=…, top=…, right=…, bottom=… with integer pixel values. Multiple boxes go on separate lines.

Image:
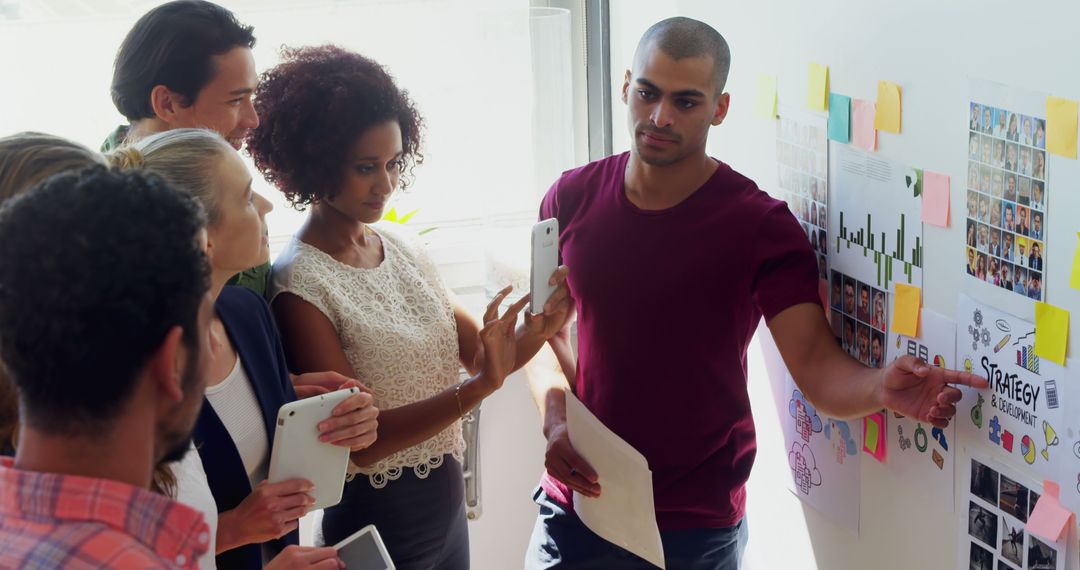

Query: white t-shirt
left=173, top=442, right=218, bottom=570
left=205, top=356, right=270, bottom=490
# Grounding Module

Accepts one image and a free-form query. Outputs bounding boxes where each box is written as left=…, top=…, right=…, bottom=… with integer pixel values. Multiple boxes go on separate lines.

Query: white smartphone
left=267, top=387, right=358, bottom=511
left=333, top=524, right=395, bottom=570
left=530, top=218, right=560, bottom=315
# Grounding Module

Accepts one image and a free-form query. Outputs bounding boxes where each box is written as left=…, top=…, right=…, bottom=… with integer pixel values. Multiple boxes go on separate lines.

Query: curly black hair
left=0, top=166, right=209, bottom=435
left=246, top=45, right=424, bottom=209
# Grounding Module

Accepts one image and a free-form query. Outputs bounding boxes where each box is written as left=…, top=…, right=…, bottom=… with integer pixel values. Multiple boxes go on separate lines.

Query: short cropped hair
left=246, top=45, right=424, bottom=209
left=636, top=17, right=731, bottom=94
left=0, top=167, right=209, bottom=434
left=111, top=0, right=256, bottom=122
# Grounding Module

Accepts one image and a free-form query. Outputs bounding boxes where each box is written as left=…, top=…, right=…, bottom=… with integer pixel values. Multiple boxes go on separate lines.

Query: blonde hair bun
left=108, top=146, right=146, bottom=170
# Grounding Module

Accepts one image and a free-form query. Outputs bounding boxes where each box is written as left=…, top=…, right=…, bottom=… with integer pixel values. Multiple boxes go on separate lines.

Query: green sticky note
left=1070, top=233, right=1080, bottom=291
left=1047, top=95, right=1078, bottom=159
left=1034, top=302, right=1069, bottom=366
left=755, top=74, right=777, bottom=119
left=865, top=418, right=879, bottom=452
left=828, top=93, right=851, bottom=143
left=806, top=63, right=828, bottom=112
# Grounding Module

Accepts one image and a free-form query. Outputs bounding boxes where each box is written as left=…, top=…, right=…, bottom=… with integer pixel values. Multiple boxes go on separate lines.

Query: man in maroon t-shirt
left=524, top=17, right=987, bottom=569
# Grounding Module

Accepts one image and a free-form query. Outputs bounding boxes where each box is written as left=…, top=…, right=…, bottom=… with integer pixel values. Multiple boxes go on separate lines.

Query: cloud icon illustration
left=790, top=390, right=823, bottom=442
left=788, top=442, right=822, bottom=495
left=824, top=419, right=858, bottom=456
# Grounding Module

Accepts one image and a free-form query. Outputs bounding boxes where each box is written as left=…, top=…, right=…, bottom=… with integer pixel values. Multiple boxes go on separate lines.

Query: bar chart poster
left=827, top=144, right=924, bottom=292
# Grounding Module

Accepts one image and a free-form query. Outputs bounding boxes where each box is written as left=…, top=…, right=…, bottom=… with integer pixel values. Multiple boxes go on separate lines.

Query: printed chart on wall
left=959, top=453, right=1064, bottom=570
left=776, top=107, right=829, bottom=281
left=964, top=84, right=1049, bottom=301
left=776, top=369, right=862, bottom=534
left=955, top=294, right=1065, bottom=482
left=885, top=308, right=957, bottom=509
left=827, top=144, right=923, bottom=292
left=827, top=269, right=887, bottom=368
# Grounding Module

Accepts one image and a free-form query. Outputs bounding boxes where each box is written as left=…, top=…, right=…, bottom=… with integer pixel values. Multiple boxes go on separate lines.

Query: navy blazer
left=193, top=286, right=298, bottom=570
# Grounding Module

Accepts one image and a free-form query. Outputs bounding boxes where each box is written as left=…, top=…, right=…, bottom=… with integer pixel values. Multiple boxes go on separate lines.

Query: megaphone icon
left=1042, top=420, right=1059, bottom=461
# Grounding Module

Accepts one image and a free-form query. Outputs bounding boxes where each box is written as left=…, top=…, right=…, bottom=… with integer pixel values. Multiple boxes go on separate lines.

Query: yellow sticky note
left=890, top=283, right=921, bottom=337
left=806, top=63, right=828, bottom=112
left=755, top=74, right=777, bottom=118
left=874, top=80, right=902, bottom=134
left=1034, top=302, right=1069, bottom=366
left=1070, top=233, right=1080, bottom=291
left=1047, top=96, right=1078, bottom=159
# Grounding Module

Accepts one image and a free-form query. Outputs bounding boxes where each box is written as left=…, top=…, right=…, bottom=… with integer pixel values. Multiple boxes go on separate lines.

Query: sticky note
left=755, top=74, right=777, bottom=119
left=1047, top=95, right=1078, bottom=159
left=1034, top=302, right=1069, bottom=366
left=806, top=63, right=828, bottom=112
left=1026, top=481, right=1074, bottom=542
left=890, top=283, right=921, bottom=337
left=828, top=93, right=851, bottom=143
left=921, top=171, right=950, bottom=227
left=862, top=412, right=886, bottom=462
left=1069, top=233, right=1080, bottom=291
left=874, top=80, right=902, bottom=134
left=852, top=99, right=877, bottom=151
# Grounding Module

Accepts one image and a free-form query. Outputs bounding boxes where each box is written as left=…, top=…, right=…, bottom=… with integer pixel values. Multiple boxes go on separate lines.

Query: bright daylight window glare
left=0, top=0, right=585, bottom=298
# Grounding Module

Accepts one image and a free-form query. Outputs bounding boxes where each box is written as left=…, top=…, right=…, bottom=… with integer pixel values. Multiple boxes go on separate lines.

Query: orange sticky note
left=921, top=171, right=950, bottom=227
left=1047, top=95, right=1078, bottom=159
left=1026, top=480, right=1074, bottom=542
left=890, top=283, right=921, bottom=337
left=806, top=63, right=828, bottom=112
left=1034, top=302, right=1069, bottom=366
left=874, top=81, right=902, bottom=134
left=852, top=99, right=877, bottom=151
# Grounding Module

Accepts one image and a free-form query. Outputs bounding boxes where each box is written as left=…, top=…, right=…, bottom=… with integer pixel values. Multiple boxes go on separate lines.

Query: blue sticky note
left=828, top=93, right=852, bottom=143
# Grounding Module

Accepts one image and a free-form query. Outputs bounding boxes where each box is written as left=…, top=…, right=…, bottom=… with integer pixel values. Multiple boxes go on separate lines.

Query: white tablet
left=267, top=387, right=358, bottom=511
left=333, top=524, right=395, bottom=570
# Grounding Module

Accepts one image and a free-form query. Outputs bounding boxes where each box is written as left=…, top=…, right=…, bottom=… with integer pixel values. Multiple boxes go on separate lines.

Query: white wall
left=604, top=1, right=1080, bottom=569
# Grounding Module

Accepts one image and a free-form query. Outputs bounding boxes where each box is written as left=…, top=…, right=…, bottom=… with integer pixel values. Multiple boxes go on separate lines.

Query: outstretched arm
left=768, top=303, right=988, bottom=426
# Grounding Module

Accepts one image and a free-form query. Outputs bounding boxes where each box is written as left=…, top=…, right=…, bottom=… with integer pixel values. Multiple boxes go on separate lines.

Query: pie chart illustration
left=1021, top=435, right=1036, bottom=464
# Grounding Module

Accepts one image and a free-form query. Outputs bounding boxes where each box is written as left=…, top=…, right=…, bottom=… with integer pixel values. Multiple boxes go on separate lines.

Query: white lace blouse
left=269, top=225, right=465, bottom=488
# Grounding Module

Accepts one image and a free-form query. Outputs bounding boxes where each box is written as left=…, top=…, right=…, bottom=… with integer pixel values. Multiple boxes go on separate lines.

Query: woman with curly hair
left=248, top=45, right=572, bottom=568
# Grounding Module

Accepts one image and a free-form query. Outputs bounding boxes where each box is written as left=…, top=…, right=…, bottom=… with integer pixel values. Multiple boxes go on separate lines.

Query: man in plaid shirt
left=0, top=167, right=214, bottom=568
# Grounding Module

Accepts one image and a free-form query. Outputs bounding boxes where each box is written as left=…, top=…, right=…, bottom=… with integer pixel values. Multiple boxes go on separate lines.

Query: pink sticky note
left=862, top=412, right=886, bottom=462
left=852, top=99, right=877, bottom=151
left=1026, top=480, right=1074, bottom=542
left=921, top=171, right=950, bottom=227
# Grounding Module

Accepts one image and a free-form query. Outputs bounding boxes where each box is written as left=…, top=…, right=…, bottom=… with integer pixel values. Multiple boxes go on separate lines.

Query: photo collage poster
left=885, top=308, right=957, bottom=509
left=955, top=294, right=1066, bottom=483
left=776, top=108, right=829, bottom=282
left=960, top=454, right=1064, bottom=570
left=828, top=269, right=888, bottom=369
left=964, top=101, right=1048, bottom=300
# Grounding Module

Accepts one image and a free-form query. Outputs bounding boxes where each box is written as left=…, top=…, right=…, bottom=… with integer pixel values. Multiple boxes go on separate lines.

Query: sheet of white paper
left=955, top=294, right=1066, bottom=483
left=760, top=328, right=862, bottom=534
left=827, top=144, right=924, bottom=292
left=565, top=391, right=665, bottom=569
left=885, top=308, right=957, bottom=511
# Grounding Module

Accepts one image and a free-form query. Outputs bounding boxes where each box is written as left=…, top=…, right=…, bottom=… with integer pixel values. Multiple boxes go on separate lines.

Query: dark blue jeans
left=525, top=488, right=748, bottom=570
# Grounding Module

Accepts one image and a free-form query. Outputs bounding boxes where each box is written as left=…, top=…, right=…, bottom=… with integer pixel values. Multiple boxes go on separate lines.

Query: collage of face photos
left=965, top=102, right=1048, bottom=301
left=776, top=115, right=829, bottom=281
left=829, top=270, right=887, bottom=368
left=967, top=458, right=1060, bottom=570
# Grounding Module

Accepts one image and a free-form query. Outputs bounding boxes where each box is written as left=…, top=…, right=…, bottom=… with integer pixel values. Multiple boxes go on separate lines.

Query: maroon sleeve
left=751, top=201, right=823, bottom=320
